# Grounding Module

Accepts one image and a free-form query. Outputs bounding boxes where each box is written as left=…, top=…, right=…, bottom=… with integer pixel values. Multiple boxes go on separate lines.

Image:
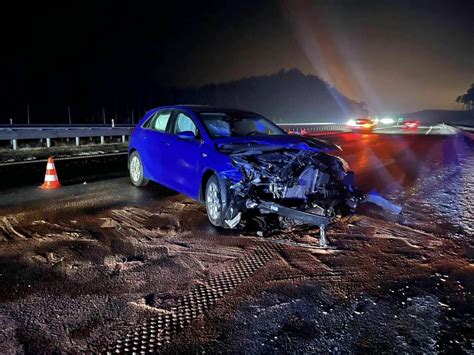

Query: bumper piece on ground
left=257, top=200, right=330, bottom=227
left=364, top=193, right=402, bottom=214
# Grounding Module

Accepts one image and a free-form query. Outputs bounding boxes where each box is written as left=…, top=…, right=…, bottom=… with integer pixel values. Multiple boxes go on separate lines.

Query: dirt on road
left=0, top=134, right=472, bottom=354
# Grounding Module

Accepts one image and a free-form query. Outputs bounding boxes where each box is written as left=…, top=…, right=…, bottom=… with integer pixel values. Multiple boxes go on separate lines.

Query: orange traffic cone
left=40, top=157, right=61, bottom=189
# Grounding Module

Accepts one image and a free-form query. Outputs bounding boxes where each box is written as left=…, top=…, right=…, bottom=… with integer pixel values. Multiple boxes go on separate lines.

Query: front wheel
left=205, top=175, right=224, bottom=227
left=129, top=151, right=149, bottom=187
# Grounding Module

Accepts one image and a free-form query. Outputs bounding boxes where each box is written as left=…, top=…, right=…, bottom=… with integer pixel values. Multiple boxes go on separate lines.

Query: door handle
left=202, top=153, right=208, bottom=158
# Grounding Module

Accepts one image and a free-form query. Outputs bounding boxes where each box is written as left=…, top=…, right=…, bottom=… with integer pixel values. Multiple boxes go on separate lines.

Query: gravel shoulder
left=0, top=142, right=128, bottom=164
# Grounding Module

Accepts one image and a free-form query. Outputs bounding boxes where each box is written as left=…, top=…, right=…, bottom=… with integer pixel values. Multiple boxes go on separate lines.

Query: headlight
left=336, top=157, right=350, bottom=171
left=381, top=117, right=394, bottom=124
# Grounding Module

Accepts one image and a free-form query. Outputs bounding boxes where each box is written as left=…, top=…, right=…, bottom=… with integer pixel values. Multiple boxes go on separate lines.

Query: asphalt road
left=0, top=130, right=472, bottom=353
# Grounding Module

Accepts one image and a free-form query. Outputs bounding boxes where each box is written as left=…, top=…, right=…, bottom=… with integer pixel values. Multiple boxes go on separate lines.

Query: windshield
left=200, top=112, right=286, bottom=138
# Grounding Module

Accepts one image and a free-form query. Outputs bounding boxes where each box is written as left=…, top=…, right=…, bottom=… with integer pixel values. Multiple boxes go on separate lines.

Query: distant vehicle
left=403, top=120, right=420, bottom=130
left=380, top=117, right=395, bottom=125
left=128, top=105, right=381, bottom=231
left=347, top=118, right=376, bottom=133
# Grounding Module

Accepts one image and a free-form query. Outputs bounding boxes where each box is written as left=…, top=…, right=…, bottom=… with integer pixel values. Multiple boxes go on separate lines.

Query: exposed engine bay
left=218, top=143, right=401, bottom=243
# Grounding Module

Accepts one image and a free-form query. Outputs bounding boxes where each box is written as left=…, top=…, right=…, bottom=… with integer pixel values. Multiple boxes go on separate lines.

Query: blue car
left=128, top=105, right=366, bottom=231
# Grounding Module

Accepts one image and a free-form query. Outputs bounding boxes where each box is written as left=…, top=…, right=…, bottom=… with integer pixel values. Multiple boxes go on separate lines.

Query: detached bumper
left=364, top=193, right=402, bottom=214
left=257, top=200, right=330, bottom=227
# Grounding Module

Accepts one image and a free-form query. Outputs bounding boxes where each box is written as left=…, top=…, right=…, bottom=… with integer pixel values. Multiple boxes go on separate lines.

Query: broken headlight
left=336, top=157, right=350, bottom=172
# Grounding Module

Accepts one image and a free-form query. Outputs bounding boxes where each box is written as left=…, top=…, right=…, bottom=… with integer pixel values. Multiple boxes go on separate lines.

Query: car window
left=149, top=111, right=172, bottom=132
left=200, top=113, right=285, bottom=138
left=141, top=114, right=154, bottom=128
left=173, top=112, right=198, bottom=136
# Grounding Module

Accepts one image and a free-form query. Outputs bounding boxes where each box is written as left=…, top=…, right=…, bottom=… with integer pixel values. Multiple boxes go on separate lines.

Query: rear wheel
left=205, top=175, right=224, bottom=227
left=129, top=151, right=149, bottom=187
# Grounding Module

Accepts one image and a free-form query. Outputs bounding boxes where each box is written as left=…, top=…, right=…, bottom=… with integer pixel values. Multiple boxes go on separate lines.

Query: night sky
left=1, top=0, right=473, bottom=121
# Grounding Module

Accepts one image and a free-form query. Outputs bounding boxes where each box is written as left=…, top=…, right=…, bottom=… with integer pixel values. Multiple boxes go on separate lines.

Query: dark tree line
left=455, top=84, right=474, bottom=111
left=176, top=69, right=367, bottom=123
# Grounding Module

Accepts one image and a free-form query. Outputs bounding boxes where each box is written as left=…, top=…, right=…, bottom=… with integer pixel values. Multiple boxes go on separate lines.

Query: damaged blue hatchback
left=128, top=105, right=399, bottom=236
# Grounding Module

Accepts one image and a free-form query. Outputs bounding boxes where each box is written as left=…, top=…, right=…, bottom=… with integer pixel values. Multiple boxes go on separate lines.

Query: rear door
left=160, top=110, right=203, bottom=198
left=139, top=110, right=173, bottom=182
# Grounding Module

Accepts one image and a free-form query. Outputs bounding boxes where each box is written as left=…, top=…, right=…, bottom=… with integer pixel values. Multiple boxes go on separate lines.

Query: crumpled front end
left=219, top=147, right=400, bottom=232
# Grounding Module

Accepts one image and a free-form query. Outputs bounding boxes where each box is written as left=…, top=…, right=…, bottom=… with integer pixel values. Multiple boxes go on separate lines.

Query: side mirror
left=177, top=130, right=196, bottom=140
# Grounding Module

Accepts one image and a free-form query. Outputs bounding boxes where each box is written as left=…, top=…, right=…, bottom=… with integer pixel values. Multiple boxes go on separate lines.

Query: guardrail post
left=111, top=119, right=115, bottom=128
left=100, top=136, right=105, bottom=144
left=46, top=138, right=51, bottom=148
left=75, top=137, right=80, bottom=146
left=121, top=135, right=126, bottom=143
left=12, top=139, right=17, bottom=150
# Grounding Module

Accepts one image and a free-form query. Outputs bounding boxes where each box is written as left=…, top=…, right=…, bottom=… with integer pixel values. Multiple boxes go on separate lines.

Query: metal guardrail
left=0, top=127, right=133, bottom=140
left=0, top=126, right=134, bottom=150
left=2, top=121, right=469, bottom=152
left=449, top=124, right=474, bottom=132
left=0, top=124, right=134, bottom=128
left=447, top=124, right=474, bottom=142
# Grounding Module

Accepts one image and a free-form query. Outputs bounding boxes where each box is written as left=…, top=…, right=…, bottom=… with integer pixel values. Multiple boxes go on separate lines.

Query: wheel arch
left=199, top=169, right=228, bottom=209
left=199, top=169, right=216, bottom=203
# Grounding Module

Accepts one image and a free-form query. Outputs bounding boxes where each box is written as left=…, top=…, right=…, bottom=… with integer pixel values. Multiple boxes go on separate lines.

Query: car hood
left=214, top=134, right=341, bottom=153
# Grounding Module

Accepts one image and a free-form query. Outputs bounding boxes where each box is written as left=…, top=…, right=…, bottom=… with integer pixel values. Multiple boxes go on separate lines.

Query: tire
left=129, top=151, right=149, bottom=187
left=205, top=175, right=224, bottom=227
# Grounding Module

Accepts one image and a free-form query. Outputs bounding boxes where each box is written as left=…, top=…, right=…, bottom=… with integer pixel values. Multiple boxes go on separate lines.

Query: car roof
left=151, top=105, right=258, bottom=116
